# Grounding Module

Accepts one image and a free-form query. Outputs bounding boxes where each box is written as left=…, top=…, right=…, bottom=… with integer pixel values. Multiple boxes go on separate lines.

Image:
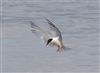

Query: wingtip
left=30, top=21, right=33, bottom=28
left=44, top=17, right=50, bottom=22
left=29, top=21, right=37, bottom=28
left=30, top=21, right=33, bottom=25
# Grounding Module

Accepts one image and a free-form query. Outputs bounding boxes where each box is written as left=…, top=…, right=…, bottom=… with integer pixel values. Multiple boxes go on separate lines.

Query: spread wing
left=30, top=21, right=49, bottom=42
left=45, top=18, right=62, bottom=40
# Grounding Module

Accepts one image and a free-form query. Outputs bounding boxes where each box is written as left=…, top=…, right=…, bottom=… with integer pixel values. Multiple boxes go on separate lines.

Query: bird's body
left=51, top=37, right=64, bottom=51
left=30, top=18, right=65, bottom=52
left=51, top=37, right=61, bottom=47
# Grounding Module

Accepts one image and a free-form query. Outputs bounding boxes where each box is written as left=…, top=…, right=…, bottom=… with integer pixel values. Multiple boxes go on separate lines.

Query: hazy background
left=1, top=0, right=99, bottom=72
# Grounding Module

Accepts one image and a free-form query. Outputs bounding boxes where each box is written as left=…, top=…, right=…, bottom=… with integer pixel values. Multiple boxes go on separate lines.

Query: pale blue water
left=1, top=0, right=99, bottom=72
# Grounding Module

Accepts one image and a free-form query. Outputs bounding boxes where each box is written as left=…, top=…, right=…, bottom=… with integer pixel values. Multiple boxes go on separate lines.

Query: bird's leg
left=57, top=46, right=64, bottom=52
left=61, top=46, right=64, bottom=52
left=57, top=47, right=63, bottom=52
left=57, top=47, right=64, bottom=52
left=57, top=48, right=60, bottom=52
left=57, top=46, right=60, bottom=52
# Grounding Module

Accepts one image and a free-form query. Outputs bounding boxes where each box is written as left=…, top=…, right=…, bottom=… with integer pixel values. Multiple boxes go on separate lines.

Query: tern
left=30, top=18, right=65, bottom=52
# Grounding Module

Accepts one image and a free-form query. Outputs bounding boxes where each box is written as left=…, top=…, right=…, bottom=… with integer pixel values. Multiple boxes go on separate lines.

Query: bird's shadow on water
left=64, top=46, right=72, bottom=51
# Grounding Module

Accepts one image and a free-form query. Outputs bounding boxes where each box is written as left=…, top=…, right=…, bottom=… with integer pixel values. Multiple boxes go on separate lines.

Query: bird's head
left=46, top=39, right=52, bottom=46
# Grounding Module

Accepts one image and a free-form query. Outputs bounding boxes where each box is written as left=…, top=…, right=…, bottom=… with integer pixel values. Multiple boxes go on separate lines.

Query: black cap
left=46, top=39, right=52, bottom=46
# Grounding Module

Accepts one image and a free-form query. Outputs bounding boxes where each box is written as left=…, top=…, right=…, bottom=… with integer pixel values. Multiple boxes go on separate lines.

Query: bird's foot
left=57, top=47, right=64, bottom=53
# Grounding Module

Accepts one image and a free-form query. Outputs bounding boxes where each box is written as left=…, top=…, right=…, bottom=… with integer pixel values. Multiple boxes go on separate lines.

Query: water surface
left=2, top=0, right=99, bottom=72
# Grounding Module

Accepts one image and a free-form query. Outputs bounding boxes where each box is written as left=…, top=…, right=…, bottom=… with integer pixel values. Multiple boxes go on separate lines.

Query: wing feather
left=30, top=21, right=49, bottom=42
left=45, top=18, right=62, bottom=40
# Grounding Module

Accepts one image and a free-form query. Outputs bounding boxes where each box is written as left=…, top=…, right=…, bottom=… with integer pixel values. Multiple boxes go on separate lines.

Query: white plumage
left=30, top=18, right=65, bottom=52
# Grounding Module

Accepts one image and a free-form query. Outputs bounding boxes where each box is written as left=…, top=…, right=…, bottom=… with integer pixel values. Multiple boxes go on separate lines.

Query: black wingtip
left=44, top=17, right=50, bottom=22
left=30, top=21, right=35, bottom=25
left=30, top=21, right=34, bottom=28
left=30, top=21, right=33, bottom=25
left=30, top=21, right=38, bottom=28
left=44, top=18, right=54, bottom=24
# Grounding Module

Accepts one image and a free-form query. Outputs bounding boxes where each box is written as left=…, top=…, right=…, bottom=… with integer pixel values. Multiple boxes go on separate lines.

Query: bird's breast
left=51, top=37, right=61, bottom=47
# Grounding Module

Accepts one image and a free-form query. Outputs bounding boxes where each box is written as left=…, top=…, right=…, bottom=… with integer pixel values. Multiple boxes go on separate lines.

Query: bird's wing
left=45, top=18, right=62, bottom=40
left=30, top=21, right=49, bottom=42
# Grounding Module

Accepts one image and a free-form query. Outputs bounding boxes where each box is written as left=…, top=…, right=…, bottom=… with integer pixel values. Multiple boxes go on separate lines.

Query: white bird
left=30, top=18, right=66, bottom=52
